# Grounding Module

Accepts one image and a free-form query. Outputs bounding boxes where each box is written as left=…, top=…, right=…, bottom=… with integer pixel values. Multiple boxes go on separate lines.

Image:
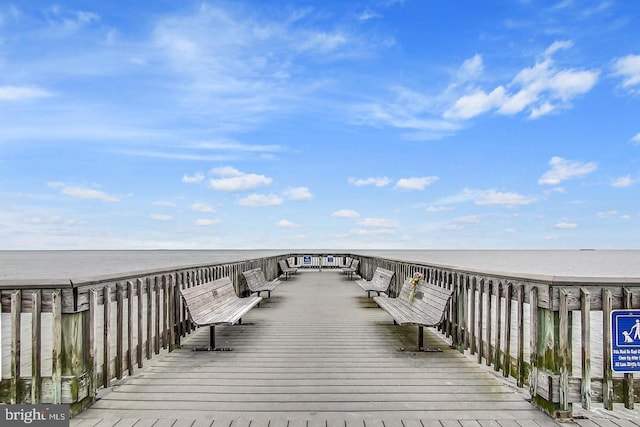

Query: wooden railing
left=0, top=254, right=288, bottom=415
left=2, top=252, right=639, bottom=419
left=354, top=253, right=640, bottom=418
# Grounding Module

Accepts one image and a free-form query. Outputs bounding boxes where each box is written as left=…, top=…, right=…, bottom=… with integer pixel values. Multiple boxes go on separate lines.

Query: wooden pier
left=70, top=270, right=561, bottom=426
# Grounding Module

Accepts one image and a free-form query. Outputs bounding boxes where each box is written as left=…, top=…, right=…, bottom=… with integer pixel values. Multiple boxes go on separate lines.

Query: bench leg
left=418, top=325, right=443, bottom=352
left=192, top=325, right=233, bottom=352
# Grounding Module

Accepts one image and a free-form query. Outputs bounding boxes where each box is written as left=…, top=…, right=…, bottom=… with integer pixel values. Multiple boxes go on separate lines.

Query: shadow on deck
left=71, top=270, right=563, bottom=427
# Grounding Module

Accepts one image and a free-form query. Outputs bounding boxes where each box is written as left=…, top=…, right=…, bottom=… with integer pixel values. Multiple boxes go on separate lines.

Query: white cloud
left=350, top=86, right=460, bottom=140
left=358, top=217, right=399, bottom=228
left=538, top=156, right=597, bottom=185
left=444, top=215, right=483, bottom=231
left=283, top=186, right=313, bottom=201
left=555, top=220, right=577, bottom=229
left=358, top=9, right=381, bottom=21
left=426, top=206, right=452, bottom=213
left=211, top=166, right=244, bottom=177
left=474, top=189, right=536, bottom=206
left=150, top=214, right=172, bottom=221
left=631, top=133, right=640, bottom=144
left=182, top=172, right=205, bottom=183
left=444, top=223, right=464, bottom=231
left=277, top=219, right=299, bottom=228
left=394, top=176, right=439, bottom=190
left=611, top=175, right=636, bottom=188
left=299, top=32, right=349, bottom=53
left=445, top=86, right=506, bottom=120
left=45, top=6, right=100, bottom=32
left=458, top=54, right=484, bottom=81
left=332, top=209, right=360, bottom=218
left=350, top=228, right=396, bottom=236
left=597, top=210, right=618, bottom=218
left=154, top=201, right=177, bottom=207
left=47, top=182, right=120, bottom=202
left=237, top=193, right=283, bottom=207
left=24, top=215, right=84, bottom=226
left=0, top=86, right=52, bottom=101
left=348, top=176, right=391, bottom=187
left=189, top=202, right=215, bottom=212
left=445, top=41, right=599, bottom=120
left=544, top=40, right=574, bottom=57
left=196, top=218, right=221, bottom=226
left=435, top=189, right=477, bottom=205
left=151, top=3, right=369, bottom=127
left=612, top=54, right=640, bottom=94
left=208, top=167, right=272, bottom=191
left=436, top=188, right=534, bottom=206
left=192, top=140, right=285, bottom=153
left=452, top=215, right=483, bottom=224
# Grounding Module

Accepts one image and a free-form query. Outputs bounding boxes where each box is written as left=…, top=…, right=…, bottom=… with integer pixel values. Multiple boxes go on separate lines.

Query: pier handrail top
left=349, top=252, right=640, bottom=284
left=0, top=253, right=296, bottom=288
left=0, top=278, right=74, bottom=289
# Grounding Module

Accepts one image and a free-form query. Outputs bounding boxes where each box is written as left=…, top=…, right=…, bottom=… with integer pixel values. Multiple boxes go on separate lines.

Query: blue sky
left=1, top=1, right=639, bottom=250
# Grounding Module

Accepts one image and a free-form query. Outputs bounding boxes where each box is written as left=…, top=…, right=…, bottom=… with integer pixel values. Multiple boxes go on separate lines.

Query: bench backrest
left=372, top=267, right=394, bottom=287
left=399, top=276, right=453, bottom=325
left=242, top=267, right=268, bottom=289
left=350, top=259, right=360, bottom=270
left=179, top=277, right=237, bottom=326
left=278, top=259, right=292, bottom=271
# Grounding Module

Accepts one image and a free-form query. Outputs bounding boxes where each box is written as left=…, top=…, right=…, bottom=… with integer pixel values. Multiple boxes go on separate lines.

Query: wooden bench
left=278, top=259, right=297, bottom=280
left=341, top=258, right=359, bottom=280
left=179, top=276, right=262, bottom=351
left=374, top=276, right=453, bottom=351
left=242, top=268, right=281, bottom=298
left=356, top=267, right=394, bottom=297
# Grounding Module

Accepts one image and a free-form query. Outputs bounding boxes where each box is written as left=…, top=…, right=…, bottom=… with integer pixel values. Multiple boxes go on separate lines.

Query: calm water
left=1, top=249, right=640, bottom=281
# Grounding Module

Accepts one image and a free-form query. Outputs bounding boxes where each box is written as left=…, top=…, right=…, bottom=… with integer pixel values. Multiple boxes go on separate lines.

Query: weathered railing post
left=580, top=288, right=591, bottom=410
left=529, top=285, right=573, bottom=418
left=623, top=287, right=634, bottom=409
left=61, top=304, right=89, bottom=414
left=602, top=288, right=614, bottom=410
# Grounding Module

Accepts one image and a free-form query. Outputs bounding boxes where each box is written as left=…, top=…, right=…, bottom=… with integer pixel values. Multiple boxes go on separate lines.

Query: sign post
left=611, top=309, right=640, bottom=373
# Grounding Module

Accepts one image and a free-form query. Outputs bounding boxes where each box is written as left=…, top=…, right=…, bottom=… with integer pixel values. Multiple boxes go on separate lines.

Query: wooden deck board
left=72, top=270, right=561, bottom=426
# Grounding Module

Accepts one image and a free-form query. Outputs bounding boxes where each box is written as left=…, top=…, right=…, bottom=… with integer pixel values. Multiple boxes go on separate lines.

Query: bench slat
left=356, top=267, right=394, bottom=297
left=374, top=277, right=453, bottom=327
left=341, top=259, right=359, bottom=279
left=180, top=277, right=262, bottom=327
left=242, top=268, right=281, bottom=296
left=278, top=260, right=297, bottom=280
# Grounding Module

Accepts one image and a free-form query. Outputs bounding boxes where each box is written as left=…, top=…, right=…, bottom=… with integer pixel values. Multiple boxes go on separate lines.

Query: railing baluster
left=503, top=283, right=512, bottom=378
left=623, top=287, right=634, bottom=409
left=580, top=288, right=591, bottom=410
left=602, top=288, right=613, bottom=410
left=31, top=290, right=42, bottom=403
left=10, top=290, right=21, bottom=404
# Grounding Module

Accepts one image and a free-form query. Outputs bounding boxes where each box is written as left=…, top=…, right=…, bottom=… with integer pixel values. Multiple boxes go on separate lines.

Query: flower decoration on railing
left=409, top=271, right=424, bottom=303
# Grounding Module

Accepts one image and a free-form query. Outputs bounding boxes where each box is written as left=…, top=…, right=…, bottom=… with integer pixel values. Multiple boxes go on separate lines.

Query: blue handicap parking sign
left=611, top=310, right=640, bottom=372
